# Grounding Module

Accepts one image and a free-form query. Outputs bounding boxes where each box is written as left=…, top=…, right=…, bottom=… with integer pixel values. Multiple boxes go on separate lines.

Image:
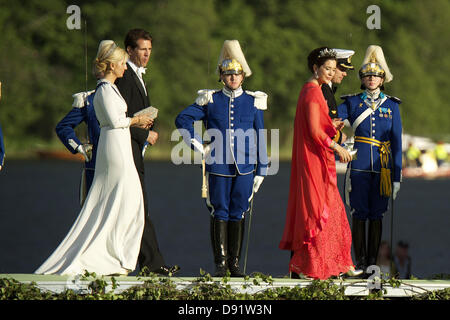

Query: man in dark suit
left=115, top=28, right=179, bottom=276
left=321, top=48, right=355, bottom=144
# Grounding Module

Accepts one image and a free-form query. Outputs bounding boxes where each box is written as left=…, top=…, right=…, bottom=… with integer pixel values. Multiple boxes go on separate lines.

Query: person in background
left=338, top=45, right=403, bottom=276
left=376, top=240, right=395, bottom=279
left=406, top=142, right=421, bottom=168
left=394, top=241, right=411, bottom=279
left=279, top=47, right=361, bottom=280
left=420, top=148, right=438, bottom=173
left=434, top=141, right=448, bottom=167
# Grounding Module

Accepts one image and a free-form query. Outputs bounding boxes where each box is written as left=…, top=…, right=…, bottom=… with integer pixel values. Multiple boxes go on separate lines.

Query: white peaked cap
left=333, top=49, right=355, bottom=60
left=216, top=40, right=252, bottom=77
left=361, top=45, right=393, bottom=83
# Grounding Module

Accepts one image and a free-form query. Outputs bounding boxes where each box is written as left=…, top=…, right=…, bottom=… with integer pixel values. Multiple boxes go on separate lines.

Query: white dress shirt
left=127, top=60, right=147, bottom=95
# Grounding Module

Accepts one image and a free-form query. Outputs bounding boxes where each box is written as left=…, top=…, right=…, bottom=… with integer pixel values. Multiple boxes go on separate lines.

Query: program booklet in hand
left=134, top=106, right=158, bottom=120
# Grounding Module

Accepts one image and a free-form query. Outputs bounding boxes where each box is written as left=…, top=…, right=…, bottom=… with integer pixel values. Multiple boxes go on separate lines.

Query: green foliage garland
left=1, top=272, right=449, bottom=300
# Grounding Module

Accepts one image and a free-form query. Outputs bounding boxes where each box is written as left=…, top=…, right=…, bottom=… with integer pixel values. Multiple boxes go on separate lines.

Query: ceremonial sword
left=243, top=194, right=255, bottom=275
left=389, top=148, right=395, bottom=277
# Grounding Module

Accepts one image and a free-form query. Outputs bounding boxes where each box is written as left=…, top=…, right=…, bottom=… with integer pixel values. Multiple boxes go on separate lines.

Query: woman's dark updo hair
left=307, top=47, right=337, bottom=73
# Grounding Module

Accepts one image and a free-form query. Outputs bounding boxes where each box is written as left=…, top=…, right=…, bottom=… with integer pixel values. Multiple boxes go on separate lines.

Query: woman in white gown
left=35, top=41, right=153, bottom=276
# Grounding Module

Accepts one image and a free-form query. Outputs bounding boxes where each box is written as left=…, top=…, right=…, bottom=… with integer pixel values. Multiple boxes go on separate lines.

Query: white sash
left=351, top=96, right=387, bottom=132
left=352, top=107, right=373, bottom=132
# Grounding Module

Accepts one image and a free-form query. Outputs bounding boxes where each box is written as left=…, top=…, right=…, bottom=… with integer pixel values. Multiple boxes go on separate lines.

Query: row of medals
left=360, top=101, right=392, bottom=119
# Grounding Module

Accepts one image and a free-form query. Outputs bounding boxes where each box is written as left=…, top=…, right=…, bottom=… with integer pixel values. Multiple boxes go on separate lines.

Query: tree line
left=0, top=0, right=449, bottom=156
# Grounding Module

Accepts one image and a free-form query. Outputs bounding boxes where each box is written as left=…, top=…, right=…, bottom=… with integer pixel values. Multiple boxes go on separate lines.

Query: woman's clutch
left=134, top=106, right=158, bottom=120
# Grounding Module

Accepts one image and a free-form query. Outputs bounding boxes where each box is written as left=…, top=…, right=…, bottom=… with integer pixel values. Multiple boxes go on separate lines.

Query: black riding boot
left=210, top=217, right=228, bottom=277
left=227, top=219, right=246, bottom=277
left=367, top=219, right=383, bottom=267
left=352, top=217, right=368, bottom=272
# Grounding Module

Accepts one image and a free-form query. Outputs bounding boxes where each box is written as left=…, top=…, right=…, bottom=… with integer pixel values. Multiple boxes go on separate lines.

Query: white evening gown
left=35, top=79, right=145, bottom=275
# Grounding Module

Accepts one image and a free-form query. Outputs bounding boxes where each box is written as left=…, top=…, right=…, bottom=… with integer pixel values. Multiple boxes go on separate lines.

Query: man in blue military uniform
left=338, top=45, right=402, bottom=274
left=175, top=40, right=268, bottom=277
left=55, top=90, right=100, bottom=205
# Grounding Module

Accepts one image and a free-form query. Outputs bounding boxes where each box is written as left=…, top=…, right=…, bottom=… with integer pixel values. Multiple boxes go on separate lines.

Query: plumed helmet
left=216, top=40, right=252, bottom=77
left=359, top=45, right=393, bottom=83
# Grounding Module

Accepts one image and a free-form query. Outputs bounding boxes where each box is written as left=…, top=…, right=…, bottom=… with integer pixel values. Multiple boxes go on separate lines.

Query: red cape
left=279, top=82, right=337, bottom=251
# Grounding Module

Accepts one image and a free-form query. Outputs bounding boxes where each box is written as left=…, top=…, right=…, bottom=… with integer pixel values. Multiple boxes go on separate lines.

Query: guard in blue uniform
left=175, top=40, right=268, bottom=277
left=55, top=90, right=100, bottom=205
left=338, top=45, right=402, bottom=273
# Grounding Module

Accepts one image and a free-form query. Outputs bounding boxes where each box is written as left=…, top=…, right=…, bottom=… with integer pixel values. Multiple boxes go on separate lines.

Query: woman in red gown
left=279, top=47, right=360, bottom=279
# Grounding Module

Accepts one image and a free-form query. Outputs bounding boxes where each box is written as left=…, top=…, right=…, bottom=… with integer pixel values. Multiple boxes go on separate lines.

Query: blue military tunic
left=175, top=86, right=268, bottom=221
left=55, top=92, right=100, bottom=193
left=338, top=90, right=402, bottom=220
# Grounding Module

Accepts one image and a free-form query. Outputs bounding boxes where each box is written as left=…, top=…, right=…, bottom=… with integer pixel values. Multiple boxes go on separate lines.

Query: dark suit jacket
left=116, top=63, right=152, bottom=206
left=115, top=64, right=151, bottom=149
left=321, top=83, right=338, bottom=119
left=321, top=83, right=343, bottom=144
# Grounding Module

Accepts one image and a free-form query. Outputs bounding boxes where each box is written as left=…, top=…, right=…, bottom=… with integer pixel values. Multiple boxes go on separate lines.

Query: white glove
left=253, top=176, right=264, bottom=193
left=393, top=182, right=400, bottom=200
left=190, top=138, right=211, bottom=157
left=190, top=138, right=204, bottom=155
left=77, top=144, right=93, bottom=162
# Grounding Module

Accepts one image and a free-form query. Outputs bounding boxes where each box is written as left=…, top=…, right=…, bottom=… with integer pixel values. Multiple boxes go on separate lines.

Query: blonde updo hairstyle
left=93, top=40, right=128, bottom=78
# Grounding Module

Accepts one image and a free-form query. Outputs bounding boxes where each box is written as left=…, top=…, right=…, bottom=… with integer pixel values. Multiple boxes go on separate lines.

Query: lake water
left=0, top=160, right=448, bottom=278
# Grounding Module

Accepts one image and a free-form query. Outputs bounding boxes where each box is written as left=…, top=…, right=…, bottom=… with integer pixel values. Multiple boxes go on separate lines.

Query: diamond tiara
left=317, top=48, right=337, bottom=59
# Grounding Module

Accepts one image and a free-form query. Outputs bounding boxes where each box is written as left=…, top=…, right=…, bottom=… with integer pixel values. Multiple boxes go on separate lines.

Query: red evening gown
left=279, top=82, right=354, bottom=279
